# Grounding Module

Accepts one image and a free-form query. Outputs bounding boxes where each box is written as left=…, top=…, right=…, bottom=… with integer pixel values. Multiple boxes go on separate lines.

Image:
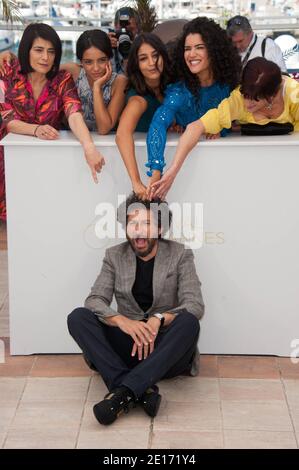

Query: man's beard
left=127, top=236, right=157, bottom=258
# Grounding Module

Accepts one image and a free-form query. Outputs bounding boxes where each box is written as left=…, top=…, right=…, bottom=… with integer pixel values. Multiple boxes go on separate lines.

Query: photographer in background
left=109, top=7, right=140, bottom=75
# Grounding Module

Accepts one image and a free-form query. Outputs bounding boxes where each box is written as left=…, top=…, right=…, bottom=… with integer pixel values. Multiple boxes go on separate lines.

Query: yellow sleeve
left=200, top=89, right=244, bottom=134
left=287, top=78, right=299, bottom=131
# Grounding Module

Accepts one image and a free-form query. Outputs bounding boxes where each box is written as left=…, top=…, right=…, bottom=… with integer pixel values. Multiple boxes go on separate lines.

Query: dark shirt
left=111, top=49, right=125, bottom=75
left=132, top=256, right=155, bottom=314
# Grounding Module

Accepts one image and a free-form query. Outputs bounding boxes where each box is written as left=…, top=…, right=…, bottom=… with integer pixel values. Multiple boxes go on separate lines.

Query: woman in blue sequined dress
left=146, top=17, right=241, bottom=195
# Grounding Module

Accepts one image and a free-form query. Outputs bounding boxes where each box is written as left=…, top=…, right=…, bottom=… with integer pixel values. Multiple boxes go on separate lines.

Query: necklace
left=265, top=100, right=273, bottom=111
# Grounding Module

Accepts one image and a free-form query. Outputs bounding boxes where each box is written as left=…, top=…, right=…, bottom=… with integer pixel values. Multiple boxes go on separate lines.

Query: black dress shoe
left=93, top=386, right=137, bottom=425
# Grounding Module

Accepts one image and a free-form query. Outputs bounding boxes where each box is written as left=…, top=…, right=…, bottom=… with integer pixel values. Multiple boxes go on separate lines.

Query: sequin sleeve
left=146, top=83, right=188, bottom=176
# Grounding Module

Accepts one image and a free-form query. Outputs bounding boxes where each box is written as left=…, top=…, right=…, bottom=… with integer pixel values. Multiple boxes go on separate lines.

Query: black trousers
left=67, top=307, right=200, bottom=398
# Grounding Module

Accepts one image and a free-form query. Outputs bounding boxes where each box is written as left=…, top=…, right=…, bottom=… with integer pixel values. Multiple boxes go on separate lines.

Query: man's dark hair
left=18, top=23, right=62, bottom=79
left=126, top=33, right=173, bottom=97
left=226, top=15, right=252, bottom=37
left=117, top=193, right=172, bottom=238
left=76, top=29, right=113, bottom=61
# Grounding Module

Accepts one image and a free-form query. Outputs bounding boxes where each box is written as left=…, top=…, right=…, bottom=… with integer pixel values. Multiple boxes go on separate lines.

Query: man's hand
left=131, top=316, right=161, bottom=360
left=108, top=32, right=118, bottom=49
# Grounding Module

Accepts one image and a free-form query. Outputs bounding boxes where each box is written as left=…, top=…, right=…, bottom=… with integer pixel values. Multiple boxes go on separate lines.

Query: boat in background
left=1, top=1, right=299, bottom=71
left=0, top=30, right=15, bottom=52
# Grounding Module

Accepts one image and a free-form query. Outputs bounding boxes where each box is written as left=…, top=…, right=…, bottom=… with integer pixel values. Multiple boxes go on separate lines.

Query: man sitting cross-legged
left=67, top=193, right=205, bottom=425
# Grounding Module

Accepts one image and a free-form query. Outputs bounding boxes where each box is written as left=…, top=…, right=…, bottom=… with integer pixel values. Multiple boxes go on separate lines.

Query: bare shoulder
left=112, top=74, right=128, bottom=92
left=114, top=74, right=127, bottom=85
left=127, top=94, right=147, bottom=108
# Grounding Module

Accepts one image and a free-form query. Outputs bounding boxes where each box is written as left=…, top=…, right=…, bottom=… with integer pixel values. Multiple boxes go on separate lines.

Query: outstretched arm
left=68, top=112, right=105, bottom=183
left=149, top=119, right=205, bottom=200
left=146, top=86, right=185, bottom=187
left=149, top=90, right=242, bottom=199
left=59, top=72, right=105, bottom=183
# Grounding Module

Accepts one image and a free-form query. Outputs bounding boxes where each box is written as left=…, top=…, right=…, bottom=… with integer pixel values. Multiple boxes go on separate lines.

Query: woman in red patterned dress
left=0, top=23, right=105, bottom=222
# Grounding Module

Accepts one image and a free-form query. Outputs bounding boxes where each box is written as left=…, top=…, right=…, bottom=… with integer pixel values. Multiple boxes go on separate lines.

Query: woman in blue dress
left=146, top=16, right=241, bottom=194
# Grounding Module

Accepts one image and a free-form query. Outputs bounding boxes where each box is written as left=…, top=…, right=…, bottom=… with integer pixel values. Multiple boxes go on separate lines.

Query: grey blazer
left=85, top=239, right=205, bottom=375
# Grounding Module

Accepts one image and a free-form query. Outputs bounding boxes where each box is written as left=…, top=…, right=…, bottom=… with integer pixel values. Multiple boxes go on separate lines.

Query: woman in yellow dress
left=150, top=57, right=299, bottom=200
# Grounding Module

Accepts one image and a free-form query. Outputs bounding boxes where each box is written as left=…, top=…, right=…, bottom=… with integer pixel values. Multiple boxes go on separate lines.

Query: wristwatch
left=153, top=313, right=165, bottom=327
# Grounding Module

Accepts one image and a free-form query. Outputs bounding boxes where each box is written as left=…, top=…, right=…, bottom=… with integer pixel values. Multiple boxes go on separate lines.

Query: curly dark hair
left=126, top=33, right=173, bottom=97
left=174, top=17, right=241, bottom=98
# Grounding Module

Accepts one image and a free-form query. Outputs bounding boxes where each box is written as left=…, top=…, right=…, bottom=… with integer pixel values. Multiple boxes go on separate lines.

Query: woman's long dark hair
left=174, top=17, right=241, bottom=98
left=126, top=33, right=173, bottom=97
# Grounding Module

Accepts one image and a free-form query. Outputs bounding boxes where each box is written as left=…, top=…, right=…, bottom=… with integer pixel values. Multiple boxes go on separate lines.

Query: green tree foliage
left=133, top=0, right=158, bottom=32
left=0, top=0, right=23, bottom=23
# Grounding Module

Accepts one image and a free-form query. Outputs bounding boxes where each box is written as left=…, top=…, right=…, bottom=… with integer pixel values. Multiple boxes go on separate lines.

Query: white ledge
left=4, top=127, right=299, bottom=356
left=2, top=130, right=299, bottom=147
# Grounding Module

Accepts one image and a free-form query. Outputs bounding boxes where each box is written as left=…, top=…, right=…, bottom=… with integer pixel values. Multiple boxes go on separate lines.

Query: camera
left=115, top=14, right=133, bottom=59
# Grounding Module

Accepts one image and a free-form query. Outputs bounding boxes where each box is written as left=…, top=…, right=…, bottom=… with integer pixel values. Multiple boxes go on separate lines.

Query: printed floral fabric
left=75, top=67, right=117, bottom=131
left=0, top=58, right=82, bottom=221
